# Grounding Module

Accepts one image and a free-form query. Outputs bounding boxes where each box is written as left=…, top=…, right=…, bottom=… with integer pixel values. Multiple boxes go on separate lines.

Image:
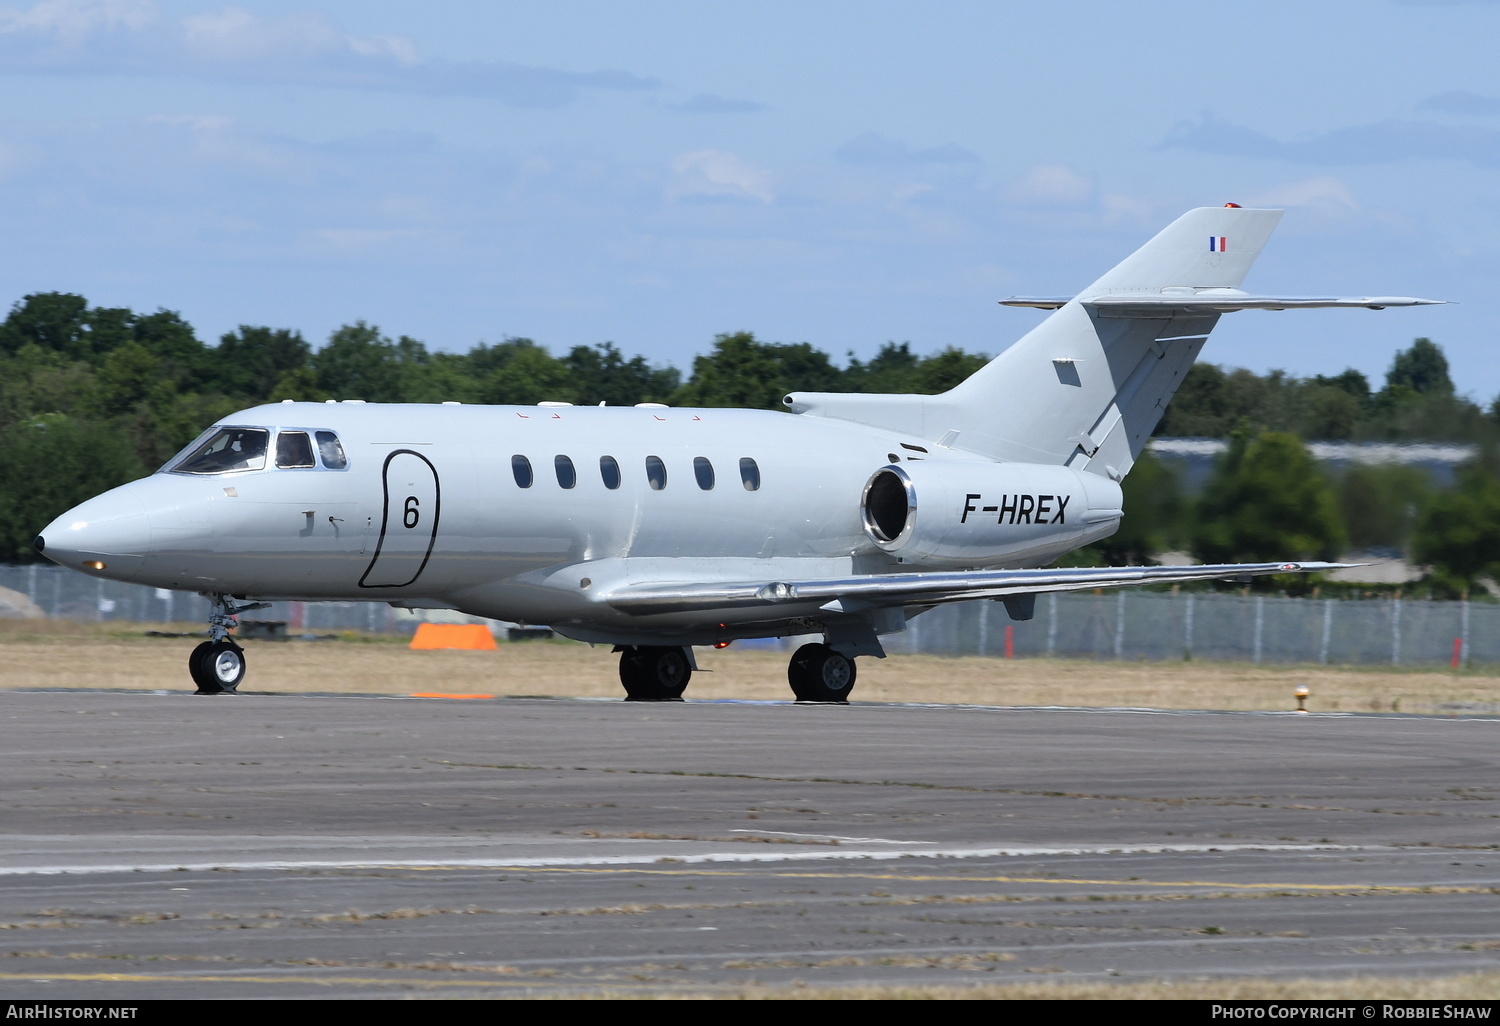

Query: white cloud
left=0, top=1, right=652, bottom=106
left=146, top=113, right=231, bottom=131
left=0, top=0, right=155, bottom=39
left=1011, top=164, right=1092, bottom=206
left=670, top=149, right=773, bottom=203
left=1248, top=176, right=1359, bottom=211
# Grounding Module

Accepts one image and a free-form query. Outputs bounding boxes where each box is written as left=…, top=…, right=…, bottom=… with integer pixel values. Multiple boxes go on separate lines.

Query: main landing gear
left=618, top=645, right=692, bottom=701
left=190, top=596, right=269, bottom=695
left=615, top=641, right=858, bottom=704
left=787, top=643, right=857, bottom=703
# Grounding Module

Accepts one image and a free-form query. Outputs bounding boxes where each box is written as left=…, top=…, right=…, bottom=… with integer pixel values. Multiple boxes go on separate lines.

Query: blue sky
left=1, top=0, right=1496, bottom=398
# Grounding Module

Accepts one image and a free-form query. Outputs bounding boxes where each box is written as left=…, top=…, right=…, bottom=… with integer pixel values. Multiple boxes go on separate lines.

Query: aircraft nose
left=38, top=489, right=151, bottom=581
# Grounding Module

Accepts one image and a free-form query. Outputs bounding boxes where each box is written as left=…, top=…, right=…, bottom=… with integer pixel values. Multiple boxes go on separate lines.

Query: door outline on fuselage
left=358, top=449, right=441, bottom=589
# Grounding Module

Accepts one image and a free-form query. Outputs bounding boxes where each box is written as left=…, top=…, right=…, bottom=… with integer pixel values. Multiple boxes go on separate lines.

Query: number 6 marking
left=404, top=495, right=420, bottom=529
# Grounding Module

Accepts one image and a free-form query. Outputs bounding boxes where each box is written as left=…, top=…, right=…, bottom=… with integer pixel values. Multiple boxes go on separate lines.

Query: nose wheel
left=618, top=646, right=692, bottom=701
left=788, top=643, right=857, bottom=703
left=190, top=640, right=246, bottom=694
left=190, top=595, right=268, bottom=694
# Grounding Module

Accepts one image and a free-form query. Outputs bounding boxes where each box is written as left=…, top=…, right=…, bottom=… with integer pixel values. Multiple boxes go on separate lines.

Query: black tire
left=619, top=646, right=691, bottom=701
left=189, top=641, right=218, bottom=693
left=194, top=641, right=245, bottom=694
left=787, top=643, right=856, bottom=703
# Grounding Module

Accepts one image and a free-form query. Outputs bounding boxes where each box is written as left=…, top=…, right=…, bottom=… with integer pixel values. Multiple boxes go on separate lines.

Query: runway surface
left=1, top=689, right=1498, bottom=997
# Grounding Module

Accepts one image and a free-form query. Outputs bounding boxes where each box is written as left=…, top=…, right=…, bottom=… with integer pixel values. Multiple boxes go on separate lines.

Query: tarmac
left=0, top=689, right=1497, bottom=997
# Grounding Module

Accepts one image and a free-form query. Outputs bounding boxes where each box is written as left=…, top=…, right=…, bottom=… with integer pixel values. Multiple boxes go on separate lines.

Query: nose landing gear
left=190, top=596, right=269, bottom=694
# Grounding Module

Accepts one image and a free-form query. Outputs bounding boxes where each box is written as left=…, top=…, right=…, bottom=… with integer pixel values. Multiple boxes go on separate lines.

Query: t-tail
left=785, top=205, right=1442, bottom=481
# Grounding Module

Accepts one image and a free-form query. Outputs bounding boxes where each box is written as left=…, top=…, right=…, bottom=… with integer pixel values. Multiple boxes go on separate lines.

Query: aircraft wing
left=603, top=561, right=1352, bottom=616
left=1001, top=292, right=1444, bottom=312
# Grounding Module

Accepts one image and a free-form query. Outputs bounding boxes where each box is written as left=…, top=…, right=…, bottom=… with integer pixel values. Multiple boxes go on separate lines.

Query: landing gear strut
left=618, top=646, right=692, bottom=701
left=190, top=596, right=268, bottom=695
left=788, top=643, right=857, bottom=703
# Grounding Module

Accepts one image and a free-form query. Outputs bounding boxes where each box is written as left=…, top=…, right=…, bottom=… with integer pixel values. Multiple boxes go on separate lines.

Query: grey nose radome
left=38, top=490, right=150, bottom=581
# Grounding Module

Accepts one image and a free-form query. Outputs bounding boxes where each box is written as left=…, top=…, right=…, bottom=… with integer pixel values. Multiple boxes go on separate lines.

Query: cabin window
left=275, top=431, right=316, bottom=469
left=645, top=455, right=667, bottom=491
left=172, top=427, right=269, bottom=475
left=511, top=455, right=533, bottom=488
left=693, top=456, right=715, bottom=490
left=316, top=431, right=348, bottom=469
left=555, top=454, right=576, bottom=489
left=600, top=455, right=621, bottom=489
left=739, top=457, right=761, bottom=491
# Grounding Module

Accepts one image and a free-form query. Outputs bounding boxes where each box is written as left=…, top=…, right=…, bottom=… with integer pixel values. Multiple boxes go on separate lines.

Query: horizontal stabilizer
left=605, top=561, right=1352, bottom=616
left=1001, top=292, right=1445, bottom=313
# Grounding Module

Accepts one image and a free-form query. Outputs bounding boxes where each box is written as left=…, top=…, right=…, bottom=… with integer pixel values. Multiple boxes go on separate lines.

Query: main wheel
left=193, top=641, right=245, bottom=694
left=788, top=643, right=856, bottom=703
left=619, top=646, right=691, bottom=701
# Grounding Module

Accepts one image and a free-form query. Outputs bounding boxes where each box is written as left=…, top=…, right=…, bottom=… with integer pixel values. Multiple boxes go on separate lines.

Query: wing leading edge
left=603, top=561, right=1353, bottom=616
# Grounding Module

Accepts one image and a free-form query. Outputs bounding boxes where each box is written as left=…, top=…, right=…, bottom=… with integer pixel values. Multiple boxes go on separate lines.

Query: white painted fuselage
left=41, top=400, right=1121, bottom=646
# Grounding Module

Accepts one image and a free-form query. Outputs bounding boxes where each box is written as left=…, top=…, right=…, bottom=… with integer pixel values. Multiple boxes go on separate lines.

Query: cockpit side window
left=316, top=431, right=348, bottom=470
left=275, top=431, right=316, bottom=469
left=172, top=427, right=269, bottom=475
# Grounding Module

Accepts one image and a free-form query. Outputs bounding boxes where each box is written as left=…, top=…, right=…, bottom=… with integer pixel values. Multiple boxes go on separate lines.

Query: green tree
left=212, top=327, right=313, bottom=401
left=1386, top=337, right=1453, bottom=395
left=474, top=342, right=574, bottom=405
left=563, top=342, right=679, bottom=406
left=1411, top=460, right=1500, bottom=593
left=1336, top=463, right=1432, bottom=554
left=0, top=293, right=92, bottom=360
left=312, top=323, right=426, bottom=403
left=673, top=331, right=842, bottom=409
left=0, top=414, right=146, bottom=561
left=1192, top=429, right=1346, bottom=566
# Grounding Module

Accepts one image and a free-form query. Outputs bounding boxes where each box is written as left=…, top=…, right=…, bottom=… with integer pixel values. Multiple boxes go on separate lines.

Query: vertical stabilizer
left=1082, top=206, right=1282, bottom=295
left=786, top=207, right=1285, bottom=480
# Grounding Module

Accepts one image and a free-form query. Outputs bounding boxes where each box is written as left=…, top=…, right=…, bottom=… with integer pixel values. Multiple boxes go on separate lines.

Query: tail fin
left=787, top=206, right=1285, bottom=479
left=1082, top=205, right=1282, bottom=294
left=942, top=206, right=1284, bottom=478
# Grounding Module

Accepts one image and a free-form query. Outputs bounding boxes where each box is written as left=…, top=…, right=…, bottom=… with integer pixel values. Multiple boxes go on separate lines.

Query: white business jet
left=35, top=205, right=1440, bottom=699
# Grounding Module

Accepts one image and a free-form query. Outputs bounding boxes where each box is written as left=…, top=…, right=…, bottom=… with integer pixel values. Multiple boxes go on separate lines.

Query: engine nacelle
left=860, top=461, right=1124, bottom=568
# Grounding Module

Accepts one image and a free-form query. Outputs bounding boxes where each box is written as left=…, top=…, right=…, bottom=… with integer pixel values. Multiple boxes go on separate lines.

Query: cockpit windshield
left=172, top=428, right=269, bottom=475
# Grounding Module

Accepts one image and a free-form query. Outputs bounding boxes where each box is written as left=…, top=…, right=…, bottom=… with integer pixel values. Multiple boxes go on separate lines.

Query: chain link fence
left=1, top=564, right=1491, bottom=667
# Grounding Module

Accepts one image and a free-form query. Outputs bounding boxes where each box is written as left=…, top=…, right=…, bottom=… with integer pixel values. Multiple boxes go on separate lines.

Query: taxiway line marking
left=425, top=865, right=1500, bottom=896
left=0, top=842, right=1365, bottom=876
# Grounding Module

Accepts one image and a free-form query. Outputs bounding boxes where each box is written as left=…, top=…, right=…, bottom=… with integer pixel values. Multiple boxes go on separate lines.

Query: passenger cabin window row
left=510, top=455, right=760, bottom=492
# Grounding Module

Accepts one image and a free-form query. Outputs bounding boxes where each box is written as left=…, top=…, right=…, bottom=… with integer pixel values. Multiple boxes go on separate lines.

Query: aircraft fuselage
left=39, top=400, right=1120, bottom=645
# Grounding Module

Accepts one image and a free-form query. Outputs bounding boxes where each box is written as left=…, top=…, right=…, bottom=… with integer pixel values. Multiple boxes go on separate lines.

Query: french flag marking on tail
left=1209, top=236, right=1227, bottom=252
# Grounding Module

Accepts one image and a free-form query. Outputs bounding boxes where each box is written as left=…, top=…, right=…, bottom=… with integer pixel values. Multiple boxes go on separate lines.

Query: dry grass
left=2, top=619, right=1498, bottom=713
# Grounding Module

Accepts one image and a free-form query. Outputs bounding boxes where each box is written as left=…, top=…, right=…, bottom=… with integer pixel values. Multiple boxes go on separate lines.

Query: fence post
left=1392, top=597, right=1402, bottom=666
left=1320, top=599, right=1333, bottom=665
left=1184, top=592, right=1194, bottom=660
left=1461, top=598, right=1470, bottom=669
left=1252, top=596, right=1264, bottom=664
left=27, top=563, right=36, bottom=605
left=1047, top=594, right=1058, bottom=657
left=1113, top=591, right=1125, bottom=660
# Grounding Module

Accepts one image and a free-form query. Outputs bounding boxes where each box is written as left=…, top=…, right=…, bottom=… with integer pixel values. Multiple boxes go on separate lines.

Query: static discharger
left=408, top=623, right=498, bottom=651
left=1294, top=685, right=1310, bottom=714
